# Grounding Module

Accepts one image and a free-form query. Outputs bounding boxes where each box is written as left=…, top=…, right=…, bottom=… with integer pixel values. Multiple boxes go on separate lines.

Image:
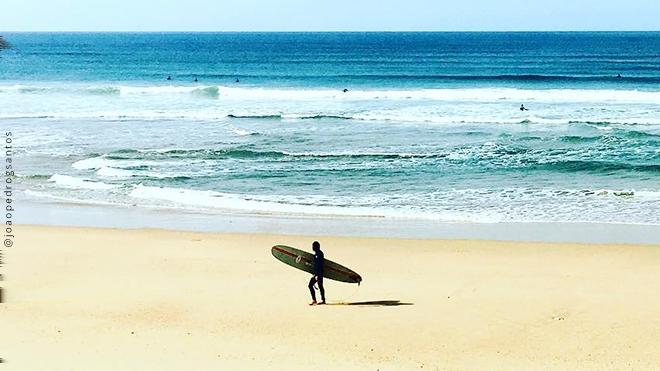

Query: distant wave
left=4, top=111, right=660, bottom=128
left=67, top=145, right=659, bottom=181
left=5, top=112, right=660, bottom=128
left=103, top=148, right=451, bottom=161
left=226, top=114, right=352, bottom=120
left=299, top=114, right=353, bottom=120
left=557, top=135, right=602, bottom=143
left=3, top=84, right=660, bottom=104
left=0, top=84, right=220, bottom=98
left=84, top=86, right=121, bottom=95
left=335, top=74, right=660, bottom=84
left=555, top=128, right=660, bottom=142
left=190, top=86, right=219, bottom=98
left=532, top=160, right=660, bottom=174
left=229, top=126, right=260, bottom=136
left=611, top=129, right=660, bottom=139
left=178, top=73, right=660, bottom=83
left=92, top=145, right=659, bottom=169
left=227, top=114, right=282, bottom=119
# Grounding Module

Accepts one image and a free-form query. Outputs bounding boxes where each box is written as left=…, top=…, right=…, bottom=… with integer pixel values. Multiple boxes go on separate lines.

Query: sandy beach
left=1, top=225, right=658, bottom=370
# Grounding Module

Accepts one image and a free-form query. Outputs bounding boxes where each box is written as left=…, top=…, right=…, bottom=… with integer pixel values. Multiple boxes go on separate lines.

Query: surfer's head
left=312, top=241, right=320, bottom=251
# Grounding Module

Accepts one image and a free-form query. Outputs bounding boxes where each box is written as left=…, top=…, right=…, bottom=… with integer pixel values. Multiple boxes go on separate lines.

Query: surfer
left=194, top=77, right=198, bottom=82
left=235, top=78, right=240, bottom=83
left=166, top=75, right=172, bottom=81
left=308, top=241, right=326, bottom=305
left=343, top=88, right=349, bottom=93
left=520, top=104, right=529, bottom=111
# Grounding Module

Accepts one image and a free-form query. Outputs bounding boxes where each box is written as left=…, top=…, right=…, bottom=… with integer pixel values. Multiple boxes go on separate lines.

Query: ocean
left=2, top=32, right=660, bottom=225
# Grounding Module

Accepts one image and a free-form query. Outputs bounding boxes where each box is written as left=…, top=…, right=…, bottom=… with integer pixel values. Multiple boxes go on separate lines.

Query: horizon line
left=2, top=29, right=659, bottom=33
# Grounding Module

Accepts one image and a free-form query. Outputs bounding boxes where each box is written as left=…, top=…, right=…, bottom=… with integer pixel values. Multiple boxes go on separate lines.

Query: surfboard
left=271, top=245, right=362, bottom=284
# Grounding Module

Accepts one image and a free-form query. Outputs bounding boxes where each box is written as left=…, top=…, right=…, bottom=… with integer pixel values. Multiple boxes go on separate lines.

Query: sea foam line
left=49, top=174, right=117, bottom=190
left=128, top=185, right=501, bottom=222
left=3, top=83, right=660, bottom=103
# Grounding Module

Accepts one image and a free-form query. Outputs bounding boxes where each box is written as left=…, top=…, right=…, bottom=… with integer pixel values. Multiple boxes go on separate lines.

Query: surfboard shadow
left=330, top=300, right=413, bottom=307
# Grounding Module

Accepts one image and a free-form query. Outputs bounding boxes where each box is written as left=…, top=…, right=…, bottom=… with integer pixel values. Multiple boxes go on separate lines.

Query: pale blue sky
left=2, top=0, right=659, bottom=31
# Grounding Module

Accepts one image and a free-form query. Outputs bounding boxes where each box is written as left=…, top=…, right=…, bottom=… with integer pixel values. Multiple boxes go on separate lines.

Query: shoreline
left=2, top=225, right=659, bottom=370
left=18, top=196, right=660, bottom=244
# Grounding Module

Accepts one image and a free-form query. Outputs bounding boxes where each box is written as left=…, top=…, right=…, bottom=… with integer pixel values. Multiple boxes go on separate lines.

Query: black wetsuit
left=308, top=249, right=325, bottom=302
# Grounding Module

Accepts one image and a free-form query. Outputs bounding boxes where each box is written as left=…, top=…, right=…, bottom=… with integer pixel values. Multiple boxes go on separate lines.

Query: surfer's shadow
left=329, top=300, right=413, bottom=307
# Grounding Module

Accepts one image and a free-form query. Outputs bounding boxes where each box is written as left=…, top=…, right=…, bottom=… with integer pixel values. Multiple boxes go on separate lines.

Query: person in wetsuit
left=308, top=241, right=326, bottom=305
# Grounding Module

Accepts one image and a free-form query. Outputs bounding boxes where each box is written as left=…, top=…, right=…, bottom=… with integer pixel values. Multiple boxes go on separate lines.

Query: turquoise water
left=3, top=32, right=660, bottom=224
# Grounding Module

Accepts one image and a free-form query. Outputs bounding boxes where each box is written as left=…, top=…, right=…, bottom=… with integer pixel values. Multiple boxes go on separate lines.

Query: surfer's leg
left=308, top=276, right=317, bottom=301
left=318, top=277, right=325, bottom=303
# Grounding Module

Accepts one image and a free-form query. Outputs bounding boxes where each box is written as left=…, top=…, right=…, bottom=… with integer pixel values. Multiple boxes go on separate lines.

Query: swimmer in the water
left=166, top=75, right=172, bottom=80
left=520, top=104, right=529, bottom=111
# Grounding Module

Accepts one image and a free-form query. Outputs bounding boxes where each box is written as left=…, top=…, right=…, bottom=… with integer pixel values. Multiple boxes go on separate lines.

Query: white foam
left=129, top=185, right=369, bottom=216
left=584, top=123, right=614, bottom=131
left=4, top=81, right=660, bottom=126
left=24, top=189, right=121, bottom=206
left=229, top=126, right=258, bottom=136
left=3, top=82, right=660, bottom=104
left=128, top=185, right=502, bottom=222
left=119, top=85, right=200, bottom=95
left=630, top=190, right=660, bottom=201
left=49, top=174, right=117, bottom=190
left=27, top=180, right=660, bottom=224
left=72, top=156, right=108, bottom=170
left=97, top=166, right=134, bottom=178
left=213, top=86, right=660, bottom=104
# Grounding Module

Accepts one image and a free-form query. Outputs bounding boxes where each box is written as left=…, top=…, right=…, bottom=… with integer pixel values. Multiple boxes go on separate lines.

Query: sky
left=1, top=0, right=659, bottom=32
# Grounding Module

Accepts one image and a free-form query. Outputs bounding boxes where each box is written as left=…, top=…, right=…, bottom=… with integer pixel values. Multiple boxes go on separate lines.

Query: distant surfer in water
left=520, top=104, right=529, bottom=111
left=166, top=75, right=171, bottom=81
left=308, top=241, right=326, bottom=305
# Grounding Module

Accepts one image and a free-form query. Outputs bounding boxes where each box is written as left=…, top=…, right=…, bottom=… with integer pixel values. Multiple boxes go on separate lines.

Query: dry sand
left=1, top=225, right=659, bottom=370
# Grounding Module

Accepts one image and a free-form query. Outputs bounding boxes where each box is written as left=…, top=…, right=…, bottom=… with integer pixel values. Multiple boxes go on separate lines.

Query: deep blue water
left=2, top=32, right=660, bottom=224
left=2, top=32, right=660, bottom=88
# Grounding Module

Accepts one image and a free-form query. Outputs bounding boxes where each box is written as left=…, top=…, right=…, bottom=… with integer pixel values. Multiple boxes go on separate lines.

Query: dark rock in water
left=613, top=191, right=634, bottom=197
left=0, top=36, right=10, bottom=50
